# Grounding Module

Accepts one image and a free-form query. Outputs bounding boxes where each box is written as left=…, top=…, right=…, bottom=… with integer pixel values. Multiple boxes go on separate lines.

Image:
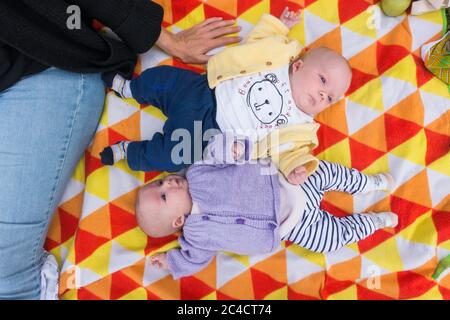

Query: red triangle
left=110, top=271, right=141, bottom=300
left=237, top=0, right=263, bottom=16
left=144, top=233, right=179, bottom=256
left=347, top=68, right=378, bottom=95
left=391, top=196, right=431, bottom=231
left=425, top=128, right=450, bottom=166
left=146, top=288, right=162, bottom=300
left=356, top=284, right=394, bottom=300
left=77, top=287, right=103, bottom=300
left=108, top=128, right=128, bottom=146
left=376, top=42, right=410, bottom=75
left=251, top=268, right=286, bottom=300
left=75, top=229, right=110, bottom=264
left=204, top=3, right=236, bottom=20
left=171, top=0, right=203, bottom=24
left=172, top=58, right=205, bottom=74
left=85, top=150, right=103, bottom=177
left=217, top=291, right=237, bottom=300
left=438, top=285, right=450, bottom=300
left=357, top=228, right=395, bottom=254
left=349, top=138, right=385, bottom=171
left=321, top=275, right=354, bottom=299
left=397, top=271, right=436, bottom=299
left=288, top=287, right=320, bottom=300
left=59, top=208, right=80, bottom=244
left=145, top=171, right=162, bottom=183
left=44, top=238, right=60, bottom=251
left=180, top=276, right=215, bottom=299
left=109, top=203, right=138, bottom=239
left=313, top=123, right=347, bottom=155
left=338, top=0, right=372, bottom=24
left=270, top=0, right=302, bottom=17
left=432, top=210, right=450, bottom=245
left=320, top=200, right=350, bottom=218
left=384, top=114, right=422, bottom=151
left=412, top=54, right=434, bottom=87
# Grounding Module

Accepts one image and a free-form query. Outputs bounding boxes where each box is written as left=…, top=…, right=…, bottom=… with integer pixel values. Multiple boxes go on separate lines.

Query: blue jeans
left=0, top=68, right=105, bottom=299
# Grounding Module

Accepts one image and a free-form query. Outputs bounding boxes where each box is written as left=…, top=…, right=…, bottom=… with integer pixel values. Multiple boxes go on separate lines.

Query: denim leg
left=0, top=68, right=105, bottom=299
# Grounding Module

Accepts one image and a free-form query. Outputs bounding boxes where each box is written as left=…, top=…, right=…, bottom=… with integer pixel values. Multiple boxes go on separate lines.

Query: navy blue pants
left=126, top=66, right=220, bottom=172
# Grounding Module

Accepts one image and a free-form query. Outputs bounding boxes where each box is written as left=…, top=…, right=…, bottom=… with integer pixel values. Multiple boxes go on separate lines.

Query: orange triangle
left=426, top=110, right=450, bottom=136
left=84, top=275, right=112, bottom=300
left=79, top=205, right=112, bottom=239
left=146, top=276, right=180, bottom=300
left=309, top=27, right=342, bottom=55
left=111, top=189, right=139, bottom=215
left=358, top=272, right=399, bottom=299
left=365, top=195, right=392, bottom=213
left=387, top=90, right=424, bottom=126
left=378, top=17, right=412, bottom=51
left=89, top=128, right=109, bottom=162
left=315, top=98, right=348, bottom=136
left=412, top=256, right=439, bottom=279
left=351, top=115, right=387, bottom=152
left=192, top=257, right=216, bottom=289
left=349, top=41, right=378, bottom=76
left=218, top=270, right=254, bottom=299
left=393, top=170, right=432, bottom=208
left=110, top=111, right=141, bottom=142
left=252, top=250, right=287, bottom=284
left=121, top=258, right=146, bottom=287
left=323, top=191, right=354, bottom=215
left=153, top=0, right=172, bottom=25
left=204, top=0, right=237, bottom=17
left=59, top=192, right=84, bottom=219
left=328, top=256, right=361, bottom=282
left=289, top=271, right=325, bottom=300
left=46, top=211, right=61, bottom=243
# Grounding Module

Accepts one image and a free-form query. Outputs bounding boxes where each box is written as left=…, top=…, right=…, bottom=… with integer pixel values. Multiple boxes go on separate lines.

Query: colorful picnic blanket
left=45, top=0, right=450, bottom=300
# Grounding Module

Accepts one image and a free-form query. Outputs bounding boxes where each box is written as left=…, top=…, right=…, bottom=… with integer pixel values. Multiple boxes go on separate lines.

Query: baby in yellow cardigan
left=101, top=8, right=353, bottom=185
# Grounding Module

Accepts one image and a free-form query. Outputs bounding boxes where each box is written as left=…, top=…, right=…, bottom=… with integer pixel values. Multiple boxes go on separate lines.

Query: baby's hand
left=150, top=253, right=168, bottom=270
left=232, top=141, right=245, bottom=160
left=280, top=7, right=301, bottom=29
left=287, top=165, right=308, bottom=185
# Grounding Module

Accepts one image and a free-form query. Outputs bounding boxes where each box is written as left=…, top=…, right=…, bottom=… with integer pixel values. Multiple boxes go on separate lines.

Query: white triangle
left=396, top=237, right=436, bottom=271
left=286, top=249, right=324, bottom=284
left=340, top=26, right=376, bottom=60
left=304, top=10, right=337, bottom=46
left=108, top=165, right=141, bottom=201
left=438, top=247, right=450, bottom=261
left=324, top=245, right=359, bottom=267
left=143, top=256, right=170, bottom=287
left=78, top=267, right=104, bottom=288
left=358, top=255, right=391, bottom=282
left=375, top=7, right=404, bottom=39
left=140, top=110, right=165, bottom=141
left=81, top=192, right=108, bottom=219
left=346, top=99, right=382, bottom=135
left=107, top=94, right=139, bottom=127
left=381, top=76, right=417, bottom=111
left=353, top=192, right=390, bottom=214
left=426, top=168, right=450, bottom=207
left=58, top=178, right=84, bottom=205
left=419, top=90, right=450, bottom=126
left=108, top=240, right=143, bottom=274
left=248, top=245, right=284, bottom=266
left=388, top=154, right=425, bottom=190
left=140, top=47, right=171, bottom=71
left=408, top=15, right=443, bottom=52
left=216, top=252, right=248, bottom=288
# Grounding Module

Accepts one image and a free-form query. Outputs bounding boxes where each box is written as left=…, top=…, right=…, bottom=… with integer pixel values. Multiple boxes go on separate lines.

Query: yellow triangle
left=348, top=78, right=384, bottom=111
left=412, top=286, right=442, bottom=300
left=439, top=239, right=450, bottom=251
left=414, top=9, right=444, bottom=24
left=201, top=291, right=217, bottom=300
left=114, top=227, right=147, bottom=255
left=363, top=237, right=403, bottom=272
left=361, top=154, right=389, bottom=176
left=264, top=286, right=288, bottom=300
left=384, top=55, right=417, bottom=87
left=141, top=105, right=167, bottom=122
left=289, top=11, right=306, bottom=46
left=342, top=10, right=377, bottom=38
left=85, top=166, right=109, bottom=201
left=60, top=289, right=77, bottom=300
left=63, top=237, right=76, bottom=265
left=398, top=210, right=437, bottom=246
left=149, top=239, right=180, bottom=256
left=173, top=4, right=205, bottom=30
left=428, top=152, right=450, bottom=176
left=390, top=129, right=427, bottom=166
left=228, top=252, right=250, bottom=267
left=119, top=287, right=147, bottom=300
left=99, top=95, right=110, bottom=127
left=72, top=155, right=86, bottom=184
left=306, top=0, right=340, bottom=25
left=78, top=241, right=112, bottom=277
left=420, top=77, right=450, bottom=96
left=239, top=0, right=270, bottom=25
left=328, top=284, right=357, bottom=300
left=287, top=245, right=326, bottom=268
left=317, top=138, right=351, bottom=169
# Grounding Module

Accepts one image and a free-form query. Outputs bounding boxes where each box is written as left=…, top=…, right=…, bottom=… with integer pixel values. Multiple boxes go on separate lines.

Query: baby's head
left=289, top=47, right=352, bottom=116
left=135, top=175, right=192, bottom=238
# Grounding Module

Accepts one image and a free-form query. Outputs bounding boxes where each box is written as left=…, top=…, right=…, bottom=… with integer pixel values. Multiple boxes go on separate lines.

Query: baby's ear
left=291, top=58, right=304, bottom=72
left=173, top=215, right=185, bottom=229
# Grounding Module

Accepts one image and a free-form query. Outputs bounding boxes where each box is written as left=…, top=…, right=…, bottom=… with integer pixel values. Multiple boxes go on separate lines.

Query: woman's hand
left=157, top=17, right=241, bottom=64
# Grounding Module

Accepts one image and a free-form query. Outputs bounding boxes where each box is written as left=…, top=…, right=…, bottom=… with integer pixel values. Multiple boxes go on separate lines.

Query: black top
left=0, top=0, right=164, bottom=92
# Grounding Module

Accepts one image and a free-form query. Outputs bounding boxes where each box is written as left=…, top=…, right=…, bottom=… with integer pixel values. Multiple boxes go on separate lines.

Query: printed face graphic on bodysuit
left=246, top=74, right=284, bottom=125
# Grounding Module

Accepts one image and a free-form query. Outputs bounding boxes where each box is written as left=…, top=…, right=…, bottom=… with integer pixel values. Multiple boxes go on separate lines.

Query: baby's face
left=289, top=47, right=352, bottom=116
left=136, top=175, right=192, bottom=237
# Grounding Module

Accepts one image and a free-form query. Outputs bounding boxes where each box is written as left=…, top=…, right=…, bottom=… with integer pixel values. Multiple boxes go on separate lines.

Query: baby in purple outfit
left=136, top=134, right=397, bottom=279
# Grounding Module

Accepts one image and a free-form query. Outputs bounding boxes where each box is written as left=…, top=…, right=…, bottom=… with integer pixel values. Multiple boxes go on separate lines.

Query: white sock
left=111, top=75, right=132, bottom=98
left=110, top=141, right=130, bottom=163
left=367, top=212, right=398, bottom=229
left=361, top=173, right=395, bottom=194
